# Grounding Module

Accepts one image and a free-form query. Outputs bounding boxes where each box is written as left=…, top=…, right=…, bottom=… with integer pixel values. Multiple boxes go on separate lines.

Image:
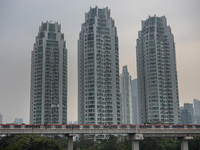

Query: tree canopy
left=0, top=134, right=200, bottom=150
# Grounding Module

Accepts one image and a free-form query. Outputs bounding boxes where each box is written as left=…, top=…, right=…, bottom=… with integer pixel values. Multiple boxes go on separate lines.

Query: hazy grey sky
left=0, top=0, right=199, bottom=124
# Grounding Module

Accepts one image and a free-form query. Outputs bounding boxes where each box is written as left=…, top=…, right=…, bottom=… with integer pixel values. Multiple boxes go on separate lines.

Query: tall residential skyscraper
left=131, top=79, right=139, bottom=124
left=120, top=65, right=132, bottom=124
left=193, top=99, right=200, bottom=124
left=78, top=7, right=120, bottom=125
left=136, top=15, right=180, bottom=124
left=30, top=22, right=67, bottom=125
left=0, top=113, right=2, bottom=124
left=180, top=103, right=194, bottom=125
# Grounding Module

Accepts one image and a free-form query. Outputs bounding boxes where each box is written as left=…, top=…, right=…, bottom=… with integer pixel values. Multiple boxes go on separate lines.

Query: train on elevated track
left=1, top=124, right=200, bottom=130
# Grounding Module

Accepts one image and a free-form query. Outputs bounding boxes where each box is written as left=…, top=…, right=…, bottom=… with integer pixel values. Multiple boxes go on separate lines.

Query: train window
left=121, top=126, right=127, bottom=128
left=164, top=126, right=169, bottom=128
left=179, top=126, right=184, bottom=128
left=195, top=126, right=200, bottom=128
left=55, top=126, right=62, bottom=128
left=155, top=126, right=160, bottom=128
left=25, top=125, right=32, bottom=128
left=172, top=126, right=178, bottom=128
left=130, top=126, right=136, bottom=128
left=84, top=126, right=90, bottom=128
left=94, top=126, right=99, bottom=128
left=139, top=126, right=145, bottom=128
left=3, top=125, right=10, bottom=128
left=111, top=126, right=117, bottom=128
left=74, top=126, right=80, bottom=128
left=146, top=126, right=151, bottom=128
left=14, top=125, right=21, bottom=128
left=66, top=125, right=72, bottom=128
left=104, top=126, right=109, bottom=128
left=187, top=126, right=192, bottom=128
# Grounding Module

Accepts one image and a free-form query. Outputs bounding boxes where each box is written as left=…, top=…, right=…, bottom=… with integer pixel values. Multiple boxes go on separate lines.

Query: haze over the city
left=0, top=0, right=199, bottom=124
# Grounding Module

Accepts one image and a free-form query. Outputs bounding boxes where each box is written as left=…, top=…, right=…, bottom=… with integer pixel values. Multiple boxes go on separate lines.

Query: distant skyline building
left=13, top=118, right=23, bottom=124
left=30, top=21, right=67, bottom=125
left=131, top=79, right=139, bottom=124
left=78, top=7, right=120, bottom=125
left=136, top=15, right=180, bottom=124
left=67, top=120, right=73, bottom=124
left=120, top=65, right=133, bottom=124
left=193, top=99, right=200, bottom=124
left=0, top=113, right=2, bottom=124
left=180, top=103, right=194, bottom=125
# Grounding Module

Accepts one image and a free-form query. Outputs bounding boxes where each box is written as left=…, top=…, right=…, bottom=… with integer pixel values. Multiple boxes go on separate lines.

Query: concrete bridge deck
left=1, top=127, right=200, bottom=150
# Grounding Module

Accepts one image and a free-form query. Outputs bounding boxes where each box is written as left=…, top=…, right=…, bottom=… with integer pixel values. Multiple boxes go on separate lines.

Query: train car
left=82, top=124, right=95, bottom=129
left=93, top=124, right=101, bottom=129
left=24, top=124, right=41, bottom=129
left=111, top=124, right=118, bottom=129
left=185, top=124, right=194, bottom=129
left=194, top=125, right=200, bottom=129
left=2, top=123, right=200, bottom=130
left=129, top=124, right=137, bottom=128
left=72, top=124, right=80, bottom=129
left=138, top=124, right=146, bottom=129
left=153, top=124, right=162, bottom=129
left=178, top=125, right=184, bottom=129
left=2, top=124, right=15, bottom=129
left=120, top=124, right=128, bottom=129
left=101, top=124, right=109, bottom=129
left=13, top=124, right=22, bottom=129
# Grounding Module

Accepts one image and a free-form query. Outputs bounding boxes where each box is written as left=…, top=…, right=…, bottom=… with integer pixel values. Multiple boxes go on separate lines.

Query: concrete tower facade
left=180, top=103, right=194, bottom=125
left=131, top=79, right=139, bottom=124
left=136, top=15, right=180, bottom=124
left=30, top=22, right=67, bottom=125
left=78, top=7, right=120, bottom=125
left=120, top=65, right=132, bottom=124
left=193, top=99, right=200, bottom=124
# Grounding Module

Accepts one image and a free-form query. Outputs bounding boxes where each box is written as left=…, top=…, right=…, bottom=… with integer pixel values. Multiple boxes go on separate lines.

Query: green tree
left=139, top=137, right=180, bottom=150
left=0, top=134, right=63, bottom=150
left=98, top=135, right=131, bottom=150
left=189, top=137, right=200, bottom=150
left=73, top=135, right=97, bottom=150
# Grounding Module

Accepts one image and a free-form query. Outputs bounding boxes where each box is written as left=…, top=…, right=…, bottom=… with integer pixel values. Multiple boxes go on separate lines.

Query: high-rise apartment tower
left=78, top=7, right=120, bottom=125
left=30, top=22, right=67, bottom=124
left=136, top=15, right=180, bottom=124
left=193, top=99, right=200, bottom=124
left=180, top=103, right=194, bottom=125
left=120, top=65, right=133, bottom=124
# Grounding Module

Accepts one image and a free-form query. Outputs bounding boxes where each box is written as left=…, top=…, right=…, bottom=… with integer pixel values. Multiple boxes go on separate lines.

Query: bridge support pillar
left=93, top=136, right=96, bottom=142
left=128, top=134, right=144, bottom=150
left=66, top=134, right=75, bottom=150
left=180, top=136, right=193, bottom=150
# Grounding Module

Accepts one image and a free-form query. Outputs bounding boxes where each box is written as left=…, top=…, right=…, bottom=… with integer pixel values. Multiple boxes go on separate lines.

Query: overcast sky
left=0, top=0, right=199, bottom=124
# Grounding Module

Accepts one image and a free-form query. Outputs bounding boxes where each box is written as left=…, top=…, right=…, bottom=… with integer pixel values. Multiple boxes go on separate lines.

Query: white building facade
left=120, top=66, right=133, bottom=124
left=30, top=22, right=67, bottom=125
left=78, top=7, right=120, bottom=125
left=136, top=15, right=180, bottom=124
